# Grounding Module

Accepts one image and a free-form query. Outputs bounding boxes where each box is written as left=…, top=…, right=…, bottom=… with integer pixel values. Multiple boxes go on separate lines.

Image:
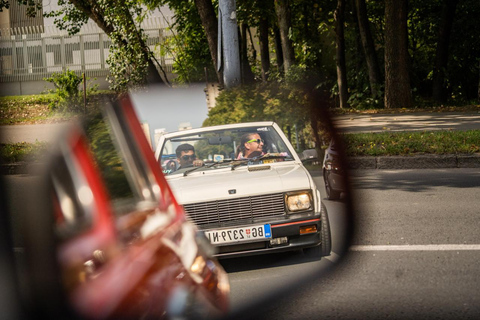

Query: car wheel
left=303, top=203, right=332, bottom=258
left=324, top=171, right=341, bottom=200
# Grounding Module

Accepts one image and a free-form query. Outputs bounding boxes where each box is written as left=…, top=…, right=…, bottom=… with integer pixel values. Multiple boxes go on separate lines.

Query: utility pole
left=218, top=0, right=241, bottom=88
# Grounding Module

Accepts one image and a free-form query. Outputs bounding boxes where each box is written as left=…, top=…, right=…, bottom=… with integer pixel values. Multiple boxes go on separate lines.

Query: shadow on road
left=351, top=169, right=480, bottom=192
left=219, top=250, right=325, bottom=273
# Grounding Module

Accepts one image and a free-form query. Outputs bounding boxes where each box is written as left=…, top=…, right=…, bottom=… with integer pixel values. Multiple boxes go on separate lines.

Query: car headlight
left=286, top=192, right=312, bottom=212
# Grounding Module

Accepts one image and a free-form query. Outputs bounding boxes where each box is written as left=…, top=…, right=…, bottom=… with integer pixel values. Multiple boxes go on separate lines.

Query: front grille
left=183, top=193, right=286, bottom=227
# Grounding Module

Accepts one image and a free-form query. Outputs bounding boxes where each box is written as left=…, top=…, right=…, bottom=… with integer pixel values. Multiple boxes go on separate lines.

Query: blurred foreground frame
left=20, top=93, right=230, bottom=319
left=10, top=83, right=354, bottom=320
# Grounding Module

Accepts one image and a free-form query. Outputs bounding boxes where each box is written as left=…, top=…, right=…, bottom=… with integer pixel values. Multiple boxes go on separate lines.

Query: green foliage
left=205, top=66, right=317, bottom=148
left=43, top=0, right=89, bottom=35
left=44, top=69, right=98, bottom=113
left=102, top=2, right=152, bottom=91
left=152, top=0, right=215, bottom=83
left=344, top=130, right=480, bottom=157
left=42, top=0, right=480, bottom=108
left=0, top=141, right=49, bottom=163
left=347, top=85, right=384, bottom=109
left=85, top=112, right=133, bottom=200
left=0, top=94, right=57, bottom=106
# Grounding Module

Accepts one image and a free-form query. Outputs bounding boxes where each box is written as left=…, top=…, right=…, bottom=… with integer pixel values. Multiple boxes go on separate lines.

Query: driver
left=176, top=143, right=204, bottom=169
left=235, top=133, right=265, bottom=159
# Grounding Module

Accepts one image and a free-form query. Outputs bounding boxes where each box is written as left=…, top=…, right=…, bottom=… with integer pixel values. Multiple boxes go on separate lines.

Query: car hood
left=166, top=163, right=311, bottom=205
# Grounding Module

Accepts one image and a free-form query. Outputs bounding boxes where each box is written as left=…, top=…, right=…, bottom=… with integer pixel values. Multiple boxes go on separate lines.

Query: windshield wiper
left=184, top=154, right=291, bottom=175
left=230, top=154, right=290, bottom=170
left=183, top=159, right=236, bottom=176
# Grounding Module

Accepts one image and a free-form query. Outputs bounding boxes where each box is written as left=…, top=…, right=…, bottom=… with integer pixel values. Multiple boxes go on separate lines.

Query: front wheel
left=303, top=203, right=332, bottom=258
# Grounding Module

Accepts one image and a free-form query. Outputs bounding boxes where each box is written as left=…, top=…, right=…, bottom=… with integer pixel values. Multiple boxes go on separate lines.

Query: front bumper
left=209, top=216, right=322, bottom=258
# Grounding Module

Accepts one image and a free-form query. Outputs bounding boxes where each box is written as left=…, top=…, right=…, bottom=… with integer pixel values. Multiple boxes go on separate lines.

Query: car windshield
left=159, top=125, right=294, bottom=176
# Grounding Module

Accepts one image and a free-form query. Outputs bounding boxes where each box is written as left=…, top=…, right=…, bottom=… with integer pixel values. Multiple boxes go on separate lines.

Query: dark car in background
left=21, top=95, right=229, bottom=319
left=322, top=139, right=345, bottom=200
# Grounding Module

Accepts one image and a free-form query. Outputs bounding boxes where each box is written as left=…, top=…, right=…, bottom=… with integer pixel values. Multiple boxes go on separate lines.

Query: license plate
left=262, top=159, right=275, bottom=164
left=204, top=224, right=272, bottom=245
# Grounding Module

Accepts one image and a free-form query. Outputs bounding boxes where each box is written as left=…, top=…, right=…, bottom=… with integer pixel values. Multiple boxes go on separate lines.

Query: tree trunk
left=259, top=17, right=270, bottom=82
left=432, top=0, right=459, bottom=103
left=478, top=59, right=480, bottom=103
left=335, top=0, right=348, bottom=108
left=355, top=0, right=381, bottom=97
left=273, top=26, right=284, bottom=73
left=274, top=0, right=295, bottom=73
left=384, top=0, right=412, bottom=109
left=240, top=24, right=255, bottom=84
left=194, top=0, right=224, bottom=86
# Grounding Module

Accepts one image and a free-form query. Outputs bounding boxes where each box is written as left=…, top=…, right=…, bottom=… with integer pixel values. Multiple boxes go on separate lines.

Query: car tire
left=303, top=203, right=332, bottom=258
left=324, top=171, right=341, bottom=200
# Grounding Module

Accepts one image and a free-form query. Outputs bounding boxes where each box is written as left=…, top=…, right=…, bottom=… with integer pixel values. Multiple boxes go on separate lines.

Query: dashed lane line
left=350, top=244, right=480, bottom=251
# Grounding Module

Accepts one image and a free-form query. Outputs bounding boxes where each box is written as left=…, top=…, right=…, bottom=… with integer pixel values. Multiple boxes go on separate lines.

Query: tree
left=334, top=0, right=348, bottom=108
left=239, top=23, right=255, bottom=84
left=355, top=0, right=381, bottom=97
left=193, top=0, right=223, bottom=85
left=46, top=0, right=168, bottom=91
left=384, top=0, right=412, bottom=109
left=432, top=0, right=459, bottom=102
left=0, top=0, right=42, bottom=17
left=256, top=1, right=272, bottom=82
left=273, top=26, right=285, bottom=73
left=274, top=0, right=295, bottom=73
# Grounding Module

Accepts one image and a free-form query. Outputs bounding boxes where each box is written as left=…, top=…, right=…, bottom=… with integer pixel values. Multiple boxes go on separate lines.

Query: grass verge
left=0, top=91, right=116, bottom=125
left=343, top=130, right=480, bottom=156
left=0, top=142, right=50, bottom=163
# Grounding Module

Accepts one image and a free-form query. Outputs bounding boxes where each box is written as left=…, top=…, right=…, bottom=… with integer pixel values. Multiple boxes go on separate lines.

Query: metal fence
left=0, top=24, right=174, bottom=83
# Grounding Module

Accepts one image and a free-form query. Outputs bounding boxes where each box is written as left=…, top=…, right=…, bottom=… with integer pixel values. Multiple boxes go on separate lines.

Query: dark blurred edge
left=0, top=156, right=24, bottom=318
left=21, top=125, right=82, bottom=319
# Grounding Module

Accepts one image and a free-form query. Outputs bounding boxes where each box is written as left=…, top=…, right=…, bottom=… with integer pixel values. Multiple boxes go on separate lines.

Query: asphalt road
left=224, top=168, right=480, bottom=319
left=333, top=111, right=480, bottom=133
left=4, top=169, right=480, bottom=319
left=0, top=123, right=72, bottom=143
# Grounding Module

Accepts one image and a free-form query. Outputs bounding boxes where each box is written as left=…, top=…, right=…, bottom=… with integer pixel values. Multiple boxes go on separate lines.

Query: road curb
left=0, top=162, right=44, bottom=175
left=348, top=154, right=480, bottom=169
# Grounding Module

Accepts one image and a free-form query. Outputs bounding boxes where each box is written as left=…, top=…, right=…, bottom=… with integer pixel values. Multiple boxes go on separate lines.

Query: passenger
left=235, top=133, right=265, bottom=159
left=176, top=143, right=204, bottom=169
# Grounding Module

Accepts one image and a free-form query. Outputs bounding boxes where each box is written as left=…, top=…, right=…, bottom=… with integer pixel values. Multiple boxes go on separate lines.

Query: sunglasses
left=247, top=138, right=264, bottom=144
left=181, top=155, right=196, bottom=161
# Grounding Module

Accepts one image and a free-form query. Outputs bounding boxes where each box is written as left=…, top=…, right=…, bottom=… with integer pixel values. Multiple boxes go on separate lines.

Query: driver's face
left=247, top=134, right=264, bottom=152
left=178, top=150, right=195, bottom=167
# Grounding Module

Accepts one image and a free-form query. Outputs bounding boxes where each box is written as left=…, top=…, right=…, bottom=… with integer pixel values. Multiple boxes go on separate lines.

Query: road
left=334, top=111, right=480, bottom=133
left=223, top=168, right=480, bottom=319
left=4, top=169, right=480, bottom=319
left=0, top=122, right=72, bottom=143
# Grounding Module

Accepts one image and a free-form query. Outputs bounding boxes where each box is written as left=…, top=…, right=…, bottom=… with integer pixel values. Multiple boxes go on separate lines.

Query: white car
left=155, top=121, right=331, bottom=258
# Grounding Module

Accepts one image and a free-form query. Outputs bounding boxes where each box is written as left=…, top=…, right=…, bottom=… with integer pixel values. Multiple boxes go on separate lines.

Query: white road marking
left=350, top=244, right=480, bottom=251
